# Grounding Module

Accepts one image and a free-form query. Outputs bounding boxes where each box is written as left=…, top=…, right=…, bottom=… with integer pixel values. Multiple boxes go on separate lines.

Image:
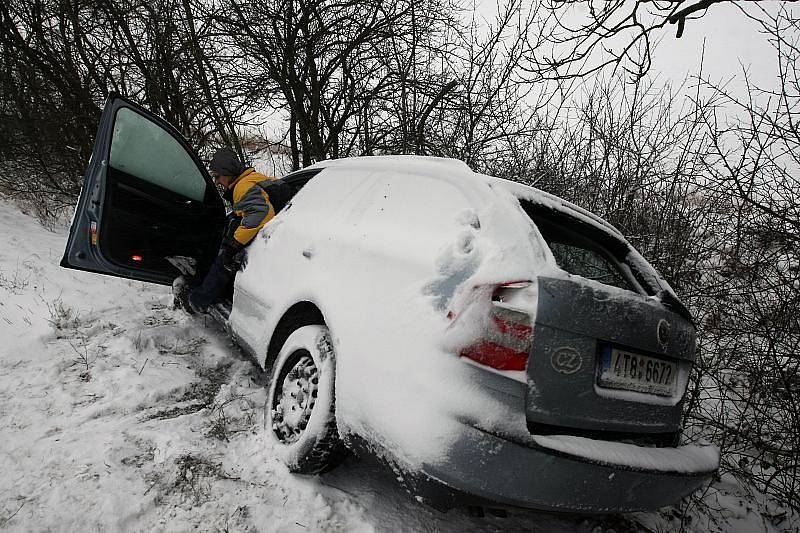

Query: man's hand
left=220, top=240, right=246, bottom=272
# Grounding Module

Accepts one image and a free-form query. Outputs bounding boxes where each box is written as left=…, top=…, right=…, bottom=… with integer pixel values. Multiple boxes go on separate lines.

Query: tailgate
left=527, top=276, right=696, bottom=437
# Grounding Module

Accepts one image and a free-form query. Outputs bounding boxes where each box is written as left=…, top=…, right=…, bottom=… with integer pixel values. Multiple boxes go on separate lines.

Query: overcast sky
left=651, top=2, right=786, bottom=94
left=253, top=2, right=794, bottom=158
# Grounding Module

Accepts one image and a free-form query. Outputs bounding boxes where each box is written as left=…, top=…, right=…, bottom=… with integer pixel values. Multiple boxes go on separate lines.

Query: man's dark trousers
left=188, top=252, right=234, bottom=311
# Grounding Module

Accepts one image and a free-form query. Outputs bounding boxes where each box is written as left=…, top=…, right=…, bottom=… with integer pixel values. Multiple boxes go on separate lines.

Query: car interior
left=99, top=165, right=225, bottom=279
left=100, top=101, right=323, bottom=309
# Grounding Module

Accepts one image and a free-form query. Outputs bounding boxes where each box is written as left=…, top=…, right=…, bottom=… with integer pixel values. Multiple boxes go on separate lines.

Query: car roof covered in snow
left=306, top=155, right=472, bottom=175
left=306, top=155, right=625, bottom=239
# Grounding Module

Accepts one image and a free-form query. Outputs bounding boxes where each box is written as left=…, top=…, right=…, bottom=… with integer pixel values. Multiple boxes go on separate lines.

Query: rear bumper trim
left=420, top=423, right=719, bottom=512
left=528, top=433, right=719, bottom=476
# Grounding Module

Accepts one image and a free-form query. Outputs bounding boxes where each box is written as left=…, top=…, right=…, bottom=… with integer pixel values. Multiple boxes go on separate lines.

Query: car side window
left=108, top=107, right=206, bottom=201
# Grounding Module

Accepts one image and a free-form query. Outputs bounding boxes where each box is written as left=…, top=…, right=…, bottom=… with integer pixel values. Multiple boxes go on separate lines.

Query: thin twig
left=1, top=499, right=27, bottom=527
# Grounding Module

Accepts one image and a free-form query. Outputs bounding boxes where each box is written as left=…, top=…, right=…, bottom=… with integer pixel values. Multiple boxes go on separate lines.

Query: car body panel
left=229, top=162, right=482, bottom=370
left=418, top=421, right=714, bottom=513
left=525, top=276, right=693, bottom=435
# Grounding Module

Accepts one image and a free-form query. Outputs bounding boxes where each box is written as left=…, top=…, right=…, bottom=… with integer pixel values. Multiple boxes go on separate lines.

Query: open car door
left=61, top=94, right=226, bottom=285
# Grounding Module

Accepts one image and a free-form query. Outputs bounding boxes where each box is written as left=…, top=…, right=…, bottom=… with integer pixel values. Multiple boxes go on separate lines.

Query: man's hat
left=209, top=148, right=246, bottom=177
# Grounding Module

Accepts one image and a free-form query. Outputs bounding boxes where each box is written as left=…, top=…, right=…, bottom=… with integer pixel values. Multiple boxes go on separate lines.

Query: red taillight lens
left=493, top=314, right=533, bottom=338
left=131, top=255, right=143, bottom=262
left=460, top=341, right=529, bottom=370
left=455, top=282, right=534, bottom=372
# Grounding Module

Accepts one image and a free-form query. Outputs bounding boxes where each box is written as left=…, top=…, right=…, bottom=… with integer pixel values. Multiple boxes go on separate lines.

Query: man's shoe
left=186, top=292, right=209, bottom=315
left=172, top=276, right=195, bottom=314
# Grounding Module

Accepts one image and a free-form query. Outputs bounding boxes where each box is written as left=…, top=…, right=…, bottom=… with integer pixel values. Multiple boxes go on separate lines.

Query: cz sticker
left=551, top=347, right=582, bottom=375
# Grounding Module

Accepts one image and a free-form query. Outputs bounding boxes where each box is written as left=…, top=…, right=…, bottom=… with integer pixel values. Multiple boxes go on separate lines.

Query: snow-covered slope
left=0, top=198, right=792, bottom=532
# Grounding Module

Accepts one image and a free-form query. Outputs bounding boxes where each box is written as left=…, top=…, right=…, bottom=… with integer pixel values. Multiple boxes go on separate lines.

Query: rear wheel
left=265, top=325, right=346, bottom=474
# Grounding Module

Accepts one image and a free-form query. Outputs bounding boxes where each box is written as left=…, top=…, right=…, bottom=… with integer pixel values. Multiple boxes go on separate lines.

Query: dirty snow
left=0, top=197, right=796, bottom=532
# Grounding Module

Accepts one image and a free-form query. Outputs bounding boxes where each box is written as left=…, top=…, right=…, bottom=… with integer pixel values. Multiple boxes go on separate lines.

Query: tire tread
left=272, top=325, right=347, bottom=475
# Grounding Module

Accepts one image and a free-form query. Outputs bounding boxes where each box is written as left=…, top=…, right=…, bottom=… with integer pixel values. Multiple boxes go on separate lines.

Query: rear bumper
left=419, top=423, right=719, bottom=513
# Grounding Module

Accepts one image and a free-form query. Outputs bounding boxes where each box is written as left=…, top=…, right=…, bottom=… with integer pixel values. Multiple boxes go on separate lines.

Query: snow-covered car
left=62, top=95, right=719, bottom=513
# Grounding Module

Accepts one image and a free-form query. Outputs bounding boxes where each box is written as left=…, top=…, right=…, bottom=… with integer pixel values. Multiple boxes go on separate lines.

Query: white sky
left=469, top=1, right=790, bottom=92
left=650, top=2, right=785, bottom=94
left=249, top=1, right=794, bottom=157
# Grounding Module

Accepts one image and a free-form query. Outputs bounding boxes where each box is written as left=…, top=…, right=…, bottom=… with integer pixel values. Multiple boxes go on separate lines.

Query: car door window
left=109, top=107, right=206, bottom=201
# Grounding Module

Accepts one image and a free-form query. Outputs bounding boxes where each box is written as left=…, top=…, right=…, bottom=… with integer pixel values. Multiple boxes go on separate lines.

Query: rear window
left=520, top=201, right=638, bottom=293
left=534, top=217, right=633, bottom=291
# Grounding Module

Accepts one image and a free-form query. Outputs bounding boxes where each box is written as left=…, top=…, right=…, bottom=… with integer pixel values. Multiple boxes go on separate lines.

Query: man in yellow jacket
left=187, top=148, right=276, bottom=313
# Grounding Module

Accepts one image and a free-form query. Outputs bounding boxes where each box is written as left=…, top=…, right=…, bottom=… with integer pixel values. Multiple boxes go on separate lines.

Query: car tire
left=265, top=325, right=346, bottom=474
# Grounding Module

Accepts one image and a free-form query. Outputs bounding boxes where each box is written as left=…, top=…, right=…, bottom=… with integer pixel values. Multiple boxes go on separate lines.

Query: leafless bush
left=0, top=261, right=30, bottom=294
left=0, top=0, right=251, bottom=222
left=44, top=296, right=79, bottom=331
left=679, top=8, right=800, bottom=509
left=68, top=336, right=93, bottom=382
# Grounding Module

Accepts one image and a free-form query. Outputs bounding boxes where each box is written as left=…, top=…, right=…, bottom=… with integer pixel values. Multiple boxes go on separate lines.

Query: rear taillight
left=453, top=281, right=534, bottom=371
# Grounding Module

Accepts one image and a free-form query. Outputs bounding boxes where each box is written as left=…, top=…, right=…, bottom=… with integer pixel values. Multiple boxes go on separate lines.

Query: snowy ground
left=0, top=198, right=794, bottom=533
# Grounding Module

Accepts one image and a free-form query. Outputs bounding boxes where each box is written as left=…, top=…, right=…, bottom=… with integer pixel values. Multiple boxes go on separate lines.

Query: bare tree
left=418, top=0, right=540, bottom=165
left=523, top=1, right=766, bottom=80
left=0, top=0, right=250, bottom=217
left=215, top=0, right=457, bottom=168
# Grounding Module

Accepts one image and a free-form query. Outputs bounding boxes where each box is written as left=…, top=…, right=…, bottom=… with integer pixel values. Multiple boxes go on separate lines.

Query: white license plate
left=598, top=347, right=677, bottom=396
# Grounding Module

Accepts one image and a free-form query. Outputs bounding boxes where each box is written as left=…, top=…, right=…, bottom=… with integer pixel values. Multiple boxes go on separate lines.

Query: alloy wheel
left=270, top=350, right=319, bottom=444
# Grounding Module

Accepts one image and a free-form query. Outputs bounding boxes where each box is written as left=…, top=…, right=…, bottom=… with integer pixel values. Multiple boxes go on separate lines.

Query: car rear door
left=61, top=93, right=226, bottom=285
